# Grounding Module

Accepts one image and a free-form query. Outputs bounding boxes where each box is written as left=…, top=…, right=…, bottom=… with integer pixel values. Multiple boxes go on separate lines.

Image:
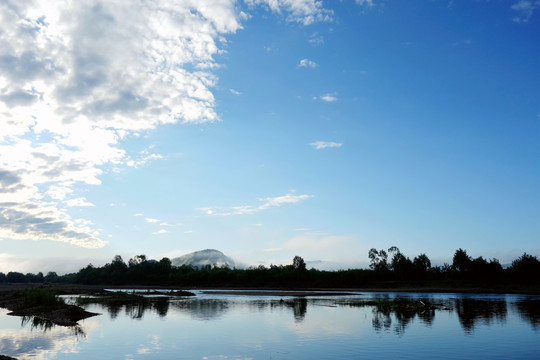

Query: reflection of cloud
left=0, top=310, right=99, bottom=360
left=284, top=301, right=367, bottom=336
left=136, top=335, right=161, bottom=356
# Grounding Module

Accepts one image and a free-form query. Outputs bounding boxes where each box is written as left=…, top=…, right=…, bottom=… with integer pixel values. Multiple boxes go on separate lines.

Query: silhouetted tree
left=388, top=247, right=413, bottom=279
left=509, top=253, right=540, bottom=283
left=453, top=248, right=471, bottom=274
left=129, top=254, right=147, bottom=268
left=7, top=271, right=27, bottom=283
left=369, top=248, right=389, bottom=273
left=45, top=272, right=59, bottom=283
left=293, top=256, right=306, bottom=272
left=413, top=253, right=431, bottom=279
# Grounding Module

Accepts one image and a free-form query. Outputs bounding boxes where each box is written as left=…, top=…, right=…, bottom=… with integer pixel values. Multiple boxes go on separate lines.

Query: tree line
left=1, top=249, right=539, bottom=289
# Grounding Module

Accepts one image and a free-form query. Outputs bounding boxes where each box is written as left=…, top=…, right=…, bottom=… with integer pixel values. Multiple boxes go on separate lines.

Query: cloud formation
left=356, top=0, right=375, bottom=7
left=0, top=1, right=331, bottom=248
left=310, top=141, right=343, bottom=150
left=0, top=1, right=242, bottom=247
left=201, top=192, right=313, bottom=216
left=511, top=0, right=540, bottom=22
left=245, top=0, right=333, bottom=25
left=318, top=93, right=338, bottom=102
left=298, top=58, right=318, bottom=68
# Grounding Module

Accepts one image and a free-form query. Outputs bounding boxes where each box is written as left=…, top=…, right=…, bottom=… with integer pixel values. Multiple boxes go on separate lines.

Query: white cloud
left=308, top=32, right=324, bottom=46
left=0, top=1, right=245, bottom=248
left=245, top=0, right=333, bottom=25
left=298, top=58, right=318, bottom=68
left=310, top=141, right=343, bottom=150
left=145, top=218, right=160, bottom=223
left=202, top=192, right=313, bottom=216
left=64, top=197, right=94, bottom=207
left=230, top=89, right=242, bottom=95
left=0, top=0, right=331, bottom=248
left=153, top=229, right=168, bottom=235
left=356, top=0, right=375, bottom=7
left=511, top=0, right=540, bottom=22
left=318, top=93, right=338, bottom=102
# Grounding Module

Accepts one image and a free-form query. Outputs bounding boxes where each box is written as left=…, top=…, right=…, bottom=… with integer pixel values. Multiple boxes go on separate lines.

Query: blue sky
left=0, top=0, right=538, bottom=273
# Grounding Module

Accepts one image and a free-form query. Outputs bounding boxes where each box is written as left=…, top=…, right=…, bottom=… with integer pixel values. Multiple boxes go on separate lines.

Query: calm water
left=1, top=291, right=539, bottom=359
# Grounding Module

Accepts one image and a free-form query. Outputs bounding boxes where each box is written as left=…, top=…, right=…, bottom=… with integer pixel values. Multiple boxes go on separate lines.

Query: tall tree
left=292, top=256, right=306, bottom=272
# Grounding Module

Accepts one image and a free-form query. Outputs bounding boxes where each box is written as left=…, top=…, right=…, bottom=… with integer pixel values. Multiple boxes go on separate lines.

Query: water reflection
left=0, top=310, right=96, bottom=360
left=4, top=294, right=540, bottom=340
left=367, top=297, right=436, bottom=335
left=168, top=297, right=308, bottom=322
left=89, top=295, right=539, bottom=335
left=100, top=297, right=171, bottom=319
left=453, top=298, right=507, bottom=334
left=20, top=315, right=87, bottom=338
left=513, top=299, right=540, bottom=330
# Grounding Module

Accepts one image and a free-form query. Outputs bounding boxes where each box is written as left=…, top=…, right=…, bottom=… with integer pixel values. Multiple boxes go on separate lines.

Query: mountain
left=171, top=249, right=236, bottom=268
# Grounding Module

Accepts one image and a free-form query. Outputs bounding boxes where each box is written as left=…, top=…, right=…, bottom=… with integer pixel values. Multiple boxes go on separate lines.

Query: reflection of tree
left=513, top=300, right=540, bottom=330
left=96, top=298, right=171, bottom=320
left=369, top=297, right=436, bottom=336
left=153, top=298, right=170, bottom=317
left=172, top=299, right=230, bottom=320
left=282, top=298, right=307, bottom=322
left=21, top=315, right=86, bottom=338
left=454, top=298, right=507, bottom=334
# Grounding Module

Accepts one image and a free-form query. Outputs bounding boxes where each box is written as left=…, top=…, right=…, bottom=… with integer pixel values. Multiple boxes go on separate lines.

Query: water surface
left=1, top=291, right=539, bottom=359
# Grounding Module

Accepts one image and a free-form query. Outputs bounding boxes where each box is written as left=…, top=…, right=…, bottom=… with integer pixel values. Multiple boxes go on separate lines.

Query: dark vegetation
left=0, top=288, right=98, bottom=326
left=0, top=249, right=539, bottom=291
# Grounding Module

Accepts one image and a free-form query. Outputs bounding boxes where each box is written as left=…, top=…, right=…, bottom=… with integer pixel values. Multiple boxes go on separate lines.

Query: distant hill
left=171, top=249, right=236, bottom=268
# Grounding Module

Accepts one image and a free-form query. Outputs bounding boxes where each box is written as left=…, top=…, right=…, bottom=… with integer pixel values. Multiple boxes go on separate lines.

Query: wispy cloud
left=65, top=197, right=95, bottom=207
left=308, top=32, right=324, bottom=46
left=153, top=229, right=168, bottom=235
left=280, top=233, right=359, bottom=259
left=0, top=1, right=333, bottom=248
left=264, top=247, right=282, bottom=252
left=145, top=218, right=160, bottom=223
left=511, top=0, right=540, bottom=23
left=356, top=0, right=375, bottom=7
left=310, top=141, right=343, bottom=150
left=246, top=0, right=333, bottom=25
left=230, top=89, right=242, bottom=95
left=318, top=93, right=338, bottom=102
left=201, top=192, right=313, bottom=216
left=298, top=59, right=318, bottom=68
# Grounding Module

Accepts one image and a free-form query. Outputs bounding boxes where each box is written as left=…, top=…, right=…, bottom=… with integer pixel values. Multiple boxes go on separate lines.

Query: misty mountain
left=171, top=249, right=236, bottom=268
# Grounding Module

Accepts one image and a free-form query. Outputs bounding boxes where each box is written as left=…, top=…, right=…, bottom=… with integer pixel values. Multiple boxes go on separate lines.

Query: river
left=1, top=291, right=539, bottom=359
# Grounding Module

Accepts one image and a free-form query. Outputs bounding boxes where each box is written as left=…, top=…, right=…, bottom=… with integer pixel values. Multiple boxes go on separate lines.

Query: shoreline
left=0, top=283, right=539, bottom=296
